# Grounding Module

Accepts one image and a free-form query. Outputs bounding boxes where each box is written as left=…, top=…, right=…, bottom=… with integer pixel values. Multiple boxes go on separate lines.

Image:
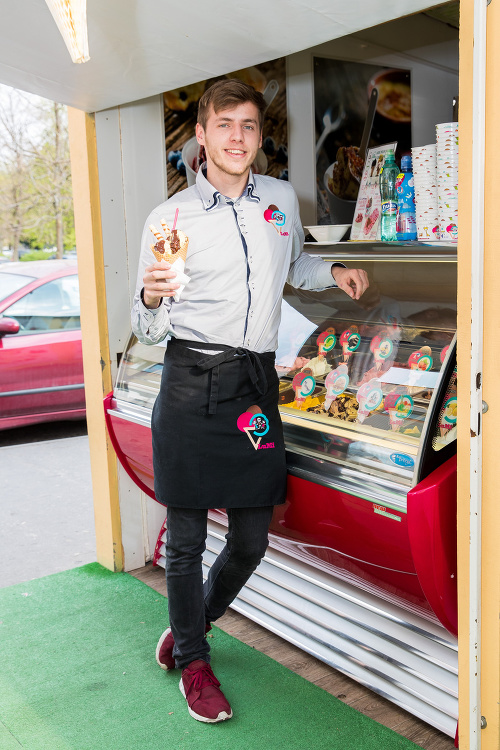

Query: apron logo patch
left=263, top=204, right=289, bottom=236
left=237, top=409, right=275, bottom=451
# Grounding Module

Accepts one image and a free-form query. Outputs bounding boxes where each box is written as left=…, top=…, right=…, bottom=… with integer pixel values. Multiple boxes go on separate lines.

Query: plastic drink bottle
left=379, top=150, right=399, bottom=241
left=396, top=154, right=417, bottom=241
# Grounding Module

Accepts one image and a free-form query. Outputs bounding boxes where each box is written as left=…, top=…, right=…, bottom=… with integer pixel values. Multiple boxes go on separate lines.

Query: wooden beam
left=67, top=108, right=123, bottom=572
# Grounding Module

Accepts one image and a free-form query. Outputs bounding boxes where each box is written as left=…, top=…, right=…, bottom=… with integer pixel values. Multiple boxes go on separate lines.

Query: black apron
left=151, top=338, right=287, bottom=509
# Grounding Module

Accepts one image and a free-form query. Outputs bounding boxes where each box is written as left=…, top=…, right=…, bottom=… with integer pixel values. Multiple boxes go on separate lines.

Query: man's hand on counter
left=142, top=260, right=180, bottom=308
left=332, top=266, right=369, bottom=301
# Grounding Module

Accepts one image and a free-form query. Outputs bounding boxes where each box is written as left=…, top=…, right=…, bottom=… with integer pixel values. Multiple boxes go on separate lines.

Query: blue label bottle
left=396, top=154, right=417, bottom=241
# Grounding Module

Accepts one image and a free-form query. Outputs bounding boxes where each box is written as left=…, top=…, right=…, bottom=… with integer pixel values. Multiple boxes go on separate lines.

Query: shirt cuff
left=314, top=261, right=345, bottom=289
left=140, top=287, right=163, bottom=315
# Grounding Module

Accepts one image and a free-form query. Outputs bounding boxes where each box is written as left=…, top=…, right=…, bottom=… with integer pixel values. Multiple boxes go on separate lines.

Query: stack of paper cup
left=412, top=144, right=440, bottom=242
left=436, top=122, right=459, bottom=242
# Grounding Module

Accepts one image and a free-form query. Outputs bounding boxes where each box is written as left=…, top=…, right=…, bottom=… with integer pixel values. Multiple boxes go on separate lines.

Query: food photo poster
left=164, top=59, right=288, bottom=197
left=313, top=57, right=412, bottom=227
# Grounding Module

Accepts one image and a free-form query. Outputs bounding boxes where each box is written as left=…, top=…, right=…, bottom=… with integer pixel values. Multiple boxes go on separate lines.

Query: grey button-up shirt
left=131, top=167, right=339, bottom=353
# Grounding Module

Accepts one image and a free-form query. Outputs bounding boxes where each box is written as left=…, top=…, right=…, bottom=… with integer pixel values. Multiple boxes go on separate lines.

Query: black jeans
left=165, top=505, right=274, bottom=669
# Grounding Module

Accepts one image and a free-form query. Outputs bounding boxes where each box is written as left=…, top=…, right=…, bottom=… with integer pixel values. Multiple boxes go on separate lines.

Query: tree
left=0, top=86, right=74, bottom=259
left=0, top=89, right=35, bottom=261
left=28, top=101, right=74, bottom=258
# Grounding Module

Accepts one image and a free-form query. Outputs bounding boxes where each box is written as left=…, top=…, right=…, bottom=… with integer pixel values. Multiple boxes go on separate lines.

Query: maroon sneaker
left=155, top=624, right=212, bottom=671
left=179, top=659, right=232, bottom=723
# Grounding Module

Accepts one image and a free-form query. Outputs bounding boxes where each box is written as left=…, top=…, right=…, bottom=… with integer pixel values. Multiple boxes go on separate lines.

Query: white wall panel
left=96, top=94, right=167, bottom=569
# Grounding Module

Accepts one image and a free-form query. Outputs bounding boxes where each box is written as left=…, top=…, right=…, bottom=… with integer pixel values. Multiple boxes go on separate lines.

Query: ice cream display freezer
left=105, top=244, right=459, bottom=737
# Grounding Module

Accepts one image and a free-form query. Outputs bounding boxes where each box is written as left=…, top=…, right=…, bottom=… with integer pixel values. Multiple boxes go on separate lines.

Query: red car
left=0, top=259, right=85, bottom=430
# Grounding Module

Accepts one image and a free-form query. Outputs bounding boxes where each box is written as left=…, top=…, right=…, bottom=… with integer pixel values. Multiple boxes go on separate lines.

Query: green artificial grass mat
left=0, top=563, right=422, bottom=750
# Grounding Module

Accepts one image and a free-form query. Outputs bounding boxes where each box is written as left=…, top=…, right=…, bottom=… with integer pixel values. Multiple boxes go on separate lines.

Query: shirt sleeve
left=131, top=213, right=173, bottom=345
left=286, top=190, right=345, bottom=290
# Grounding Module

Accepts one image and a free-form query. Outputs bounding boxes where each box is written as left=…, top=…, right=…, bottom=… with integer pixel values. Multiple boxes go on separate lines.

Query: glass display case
left=275, top=243, right=457, bottom=508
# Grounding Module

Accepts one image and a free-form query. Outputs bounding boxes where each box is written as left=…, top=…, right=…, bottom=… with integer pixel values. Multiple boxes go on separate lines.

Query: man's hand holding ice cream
left=143, top=260, right=181, bottom=309
left=143, top=209, right=190, bottom=308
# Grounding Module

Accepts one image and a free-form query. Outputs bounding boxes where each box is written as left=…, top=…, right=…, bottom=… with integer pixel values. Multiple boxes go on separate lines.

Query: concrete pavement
left=0, top=423, right=96, bottom=588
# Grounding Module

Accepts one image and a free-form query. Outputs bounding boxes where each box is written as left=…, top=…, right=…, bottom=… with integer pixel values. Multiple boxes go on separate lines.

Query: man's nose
left=231, top=125, right=244, bottom=141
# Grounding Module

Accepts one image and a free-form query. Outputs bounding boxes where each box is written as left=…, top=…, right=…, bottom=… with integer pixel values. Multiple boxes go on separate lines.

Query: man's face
left=195, top=101, right=262, bottom=181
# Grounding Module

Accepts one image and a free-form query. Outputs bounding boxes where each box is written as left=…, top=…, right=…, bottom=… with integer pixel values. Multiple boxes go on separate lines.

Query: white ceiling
left=0, top=0, right=448, bottom=113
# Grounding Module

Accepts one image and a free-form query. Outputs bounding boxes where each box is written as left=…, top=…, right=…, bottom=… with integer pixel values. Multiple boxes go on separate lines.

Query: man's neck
left=205, top=164, right=250, bottom=200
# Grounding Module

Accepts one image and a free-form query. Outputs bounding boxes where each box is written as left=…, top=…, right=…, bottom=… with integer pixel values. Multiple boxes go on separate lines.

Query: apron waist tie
left=196, top=347, right=268, bottom=415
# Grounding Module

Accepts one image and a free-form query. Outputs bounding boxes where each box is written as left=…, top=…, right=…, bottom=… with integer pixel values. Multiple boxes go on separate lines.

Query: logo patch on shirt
left=237, top=408, right=275, bottom=451
left=264, top=204, right=289, bottom=236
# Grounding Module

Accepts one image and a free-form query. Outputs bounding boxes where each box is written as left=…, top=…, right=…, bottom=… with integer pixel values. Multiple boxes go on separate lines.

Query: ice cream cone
left=388, top=408, right=401, bottom=431
left=295, top=394, right=306, bottom=410
left=357, top=406, right=370, bottom=423
left=149, top=220, right=189, bottom=262
left=152, top=237, right=189, bottom=264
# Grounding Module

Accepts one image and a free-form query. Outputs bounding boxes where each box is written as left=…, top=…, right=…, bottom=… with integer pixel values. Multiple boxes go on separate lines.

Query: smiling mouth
left=225, top=149, right=246, bottom=156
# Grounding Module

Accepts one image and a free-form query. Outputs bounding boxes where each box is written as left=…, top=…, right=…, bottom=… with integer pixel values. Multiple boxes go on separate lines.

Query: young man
left=131, top=79, right=369, bottom=724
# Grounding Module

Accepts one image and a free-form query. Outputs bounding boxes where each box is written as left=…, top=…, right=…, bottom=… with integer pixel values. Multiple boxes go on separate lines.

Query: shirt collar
left=196, top=165, right=261, bottom=211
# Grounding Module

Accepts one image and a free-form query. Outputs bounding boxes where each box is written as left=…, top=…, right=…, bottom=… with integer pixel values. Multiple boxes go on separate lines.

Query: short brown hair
left=197, top=79, right=266, bottom=131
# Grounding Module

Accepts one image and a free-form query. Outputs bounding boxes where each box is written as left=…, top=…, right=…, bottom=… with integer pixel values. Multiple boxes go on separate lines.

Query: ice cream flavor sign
left=384, top=392, right=414, bottom=431
left=357, top=379, right=383, bottom=423
left=317, top=327, right=337, bottom=354
left=292, top=372, right=316, bottom=408
left=324, top=365, right=349, bottom=410
left=439, top=397, right=457, bottom=431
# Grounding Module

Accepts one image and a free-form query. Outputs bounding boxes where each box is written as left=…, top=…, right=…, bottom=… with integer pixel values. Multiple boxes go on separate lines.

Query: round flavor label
left=358, top=380, right=383, bottom=411
left=408, top=350, right=433, bottom=371
left=347, top=332, right=361, bottom=352
left=292, top=372, right=316, bottom=397
left=377, top=337, right=393, bottom=360
left=394, top=394, right=414, bottom=420
left=322, top=334, right=336, bottom=351
left=365, top=387, right=383, bottom=411
left=325, top=366, right=350, bottom=397
left=441, top=397, right=457, bottom=426
left=417, top=355, right=433, bottom=371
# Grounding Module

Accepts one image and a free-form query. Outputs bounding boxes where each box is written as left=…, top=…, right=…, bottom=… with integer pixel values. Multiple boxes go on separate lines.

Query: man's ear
left=259, top=130, right=263, bottom=148
left=195, top=122, right=205, bottom=146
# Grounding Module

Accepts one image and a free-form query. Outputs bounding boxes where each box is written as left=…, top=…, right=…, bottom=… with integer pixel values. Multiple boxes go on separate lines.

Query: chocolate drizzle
left=154, top=239, right=165, bottom=254
left=170, top=229, right=180, bottom=253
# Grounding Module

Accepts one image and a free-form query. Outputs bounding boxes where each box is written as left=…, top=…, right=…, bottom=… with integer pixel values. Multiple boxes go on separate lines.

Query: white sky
left=0, top=83, right=53, bottom=149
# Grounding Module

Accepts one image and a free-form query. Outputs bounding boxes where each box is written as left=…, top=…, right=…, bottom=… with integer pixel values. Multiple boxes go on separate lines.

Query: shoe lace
left=185, top=663, right=221, bottom=698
